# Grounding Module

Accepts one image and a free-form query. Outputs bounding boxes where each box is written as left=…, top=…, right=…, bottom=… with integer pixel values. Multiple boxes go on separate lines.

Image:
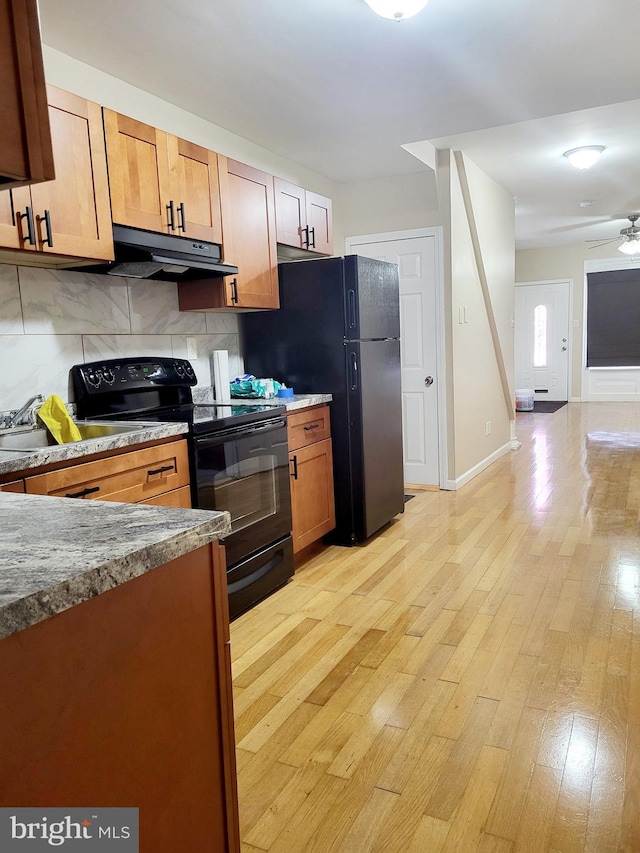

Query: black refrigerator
left=241, top=254, right=404, bottom=545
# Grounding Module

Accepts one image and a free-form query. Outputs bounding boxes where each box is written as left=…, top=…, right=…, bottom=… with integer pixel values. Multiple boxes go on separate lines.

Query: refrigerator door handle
left=350, top=351, right=359, bottom=391
left=347, top=289, right=357, bottom=331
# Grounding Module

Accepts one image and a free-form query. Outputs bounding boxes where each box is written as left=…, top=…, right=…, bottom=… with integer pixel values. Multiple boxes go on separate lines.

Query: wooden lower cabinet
left=0, top=479, right=25, bottom=493
left=139, top=485, right=191, bottom=508
left=25, top=439, right=190, bottom=505
left=0, top=540, right=240, bottom=853
left=288, top=405, right=336, bottom=553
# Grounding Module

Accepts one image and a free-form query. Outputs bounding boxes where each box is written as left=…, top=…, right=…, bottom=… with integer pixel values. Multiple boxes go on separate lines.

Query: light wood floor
left=230, top=402, right=640, bottom=852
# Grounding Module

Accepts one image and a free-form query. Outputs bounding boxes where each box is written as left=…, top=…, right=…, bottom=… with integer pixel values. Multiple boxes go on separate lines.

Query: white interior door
left=347, top=233, right=441, bottom=487
left=514, top=281, right=570, bottom=401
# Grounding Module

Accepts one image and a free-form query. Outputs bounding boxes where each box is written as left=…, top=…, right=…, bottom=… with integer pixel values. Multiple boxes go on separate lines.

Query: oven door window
left=193, top=420, right=292, bottom=566
left=214, top=453, right=277, bottom=532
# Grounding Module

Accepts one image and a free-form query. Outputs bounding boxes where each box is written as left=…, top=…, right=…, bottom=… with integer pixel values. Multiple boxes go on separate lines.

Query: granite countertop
left=0, top=421, right=188, bottom=478
left=222, top=393, right=332, bottom=411
left=0, top=492, right=231, bottom=640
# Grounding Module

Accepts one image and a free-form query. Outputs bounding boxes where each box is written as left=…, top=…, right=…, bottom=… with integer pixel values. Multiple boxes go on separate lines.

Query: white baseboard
left=442, top=440, right=513, bottom=491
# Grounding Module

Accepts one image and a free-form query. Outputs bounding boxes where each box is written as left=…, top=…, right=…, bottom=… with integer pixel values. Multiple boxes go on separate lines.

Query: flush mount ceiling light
left=563, top=146, right=605, bottom=170
left=364, top=0, right=430, bottom=20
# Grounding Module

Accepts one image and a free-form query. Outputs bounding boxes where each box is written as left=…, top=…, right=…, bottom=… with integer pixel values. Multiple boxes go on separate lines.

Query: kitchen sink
left=0, top=422, right=144, bottom=452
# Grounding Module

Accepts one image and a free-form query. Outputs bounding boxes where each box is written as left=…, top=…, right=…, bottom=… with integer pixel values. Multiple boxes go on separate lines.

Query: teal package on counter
left=230, top=375, right=283, bottom=398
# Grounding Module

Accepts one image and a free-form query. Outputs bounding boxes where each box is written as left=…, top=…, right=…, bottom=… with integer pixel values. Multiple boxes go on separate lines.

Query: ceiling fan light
left=364, top=0, right=430, bottom=20
left=563, top=146, right=605, bottom=170
left=618, top=237, right=640, bottom=255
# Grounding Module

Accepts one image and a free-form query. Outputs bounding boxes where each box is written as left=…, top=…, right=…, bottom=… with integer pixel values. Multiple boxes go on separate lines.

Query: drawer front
left=25, top=440, right=190, bottom=502
left=0, top=479, right=25, bottom=493
left=287, top=404, right=331, bottom=451
left=138, top=486, right=192, bottom=508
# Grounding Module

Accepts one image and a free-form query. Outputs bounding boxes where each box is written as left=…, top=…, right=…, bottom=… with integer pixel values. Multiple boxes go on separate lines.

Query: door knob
left=561, top=346, right=567, bottom=351
left=424, top=376, right=434, bottom=387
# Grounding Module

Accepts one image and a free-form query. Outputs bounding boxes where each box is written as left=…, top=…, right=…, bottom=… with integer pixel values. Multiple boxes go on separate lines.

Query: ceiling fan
left=587, top=215, right=640, bottom=254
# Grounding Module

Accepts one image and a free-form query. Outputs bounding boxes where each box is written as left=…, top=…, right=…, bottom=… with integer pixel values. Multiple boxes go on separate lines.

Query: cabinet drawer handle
left=290, top=455, right=298, bottom=480
left=148, top=464, right=175, bottom=476
left=40, top=209, right=54, bottom=247
left=22, top=206, right=36, bottom=246
left=66, top=486, right=100, bottom=499
left=303, top=423, right=320, bottom=432
left=177, top=202, right=186, bottom=232
left=166, top=200, right=175, bottom=231
left=230, top=278, right=239, bottom=304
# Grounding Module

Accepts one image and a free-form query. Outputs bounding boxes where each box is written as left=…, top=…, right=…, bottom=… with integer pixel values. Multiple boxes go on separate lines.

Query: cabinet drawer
left=287, top=405, right=331, bottom=451
left=0, top=479, right=25, bottom=493
left=138, top=486, right=192, bottom=508
left=25, top=440, right=190, bottom=502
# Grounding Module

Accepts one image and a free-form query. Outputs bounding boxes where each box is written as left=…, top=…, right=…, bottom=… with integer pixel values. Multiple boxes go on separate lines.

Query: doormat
left=533, top=401, right=567, bottom=413
left=404, top=494, right=415, bottom=503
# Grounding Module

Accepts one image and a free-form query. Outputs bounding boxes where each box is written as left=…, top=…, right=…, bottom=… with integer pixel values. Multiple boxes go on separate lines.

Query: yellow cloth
left=38, top=394, right=82, bottom=444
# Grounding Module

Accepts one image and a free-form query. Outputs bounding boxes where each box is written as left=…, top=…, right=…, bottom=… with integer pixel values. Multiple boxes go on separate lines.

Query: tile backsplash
left=0, top=264, right=244, bottom=410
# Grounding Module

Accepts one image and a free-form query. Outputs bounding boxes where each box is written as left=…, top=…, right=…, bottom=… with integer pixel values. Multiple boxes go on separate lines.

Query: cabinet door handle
left=303, top=423, right=320, bottom=432
left=148, top=464, right=175, bottom=476
left=309, top=226, right=316, bottom=249
left=66, top=486, right=100, bottom=499
left=22, top=206, right=36, bottom=246
left=290, top=455, right=298, bottom=480
left=177, top=202, right=186, bottom=232
left=166, top=200, right=176, bottom=230
left=40, top=209, right=54, bottom=247
left=230, top=278, right=239, bottom=304
left=301, top=225, right=310, bottom=248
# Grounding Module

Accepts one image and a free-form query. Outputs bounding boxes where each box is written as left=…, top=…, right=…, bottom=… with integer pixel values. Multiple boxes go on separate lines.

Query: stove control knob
left=86, top=369, right=101, bottom=388
left=102, top=368, right=115, bottom=385
left=184, top=363, right=194, bottom=378
left=174, top=361, right=185, bottom=378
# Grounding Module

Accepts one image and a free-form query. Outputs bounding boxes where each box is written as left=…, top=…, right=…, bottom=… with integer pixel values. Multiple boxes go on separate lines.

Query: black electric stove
left=71, top=356, right=294, bottom=619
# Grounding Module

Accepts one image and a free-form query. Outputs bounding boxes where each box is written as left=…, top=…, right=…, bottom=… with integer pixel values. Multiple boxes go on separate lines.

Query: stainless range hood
left=75, top=225, right=238, bottom=280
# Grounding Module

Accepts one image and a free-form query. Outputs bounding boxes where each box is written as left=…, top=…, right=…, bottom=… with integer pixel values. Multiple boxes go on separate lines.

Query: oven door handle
left=196, top=417, right=286, bottom=442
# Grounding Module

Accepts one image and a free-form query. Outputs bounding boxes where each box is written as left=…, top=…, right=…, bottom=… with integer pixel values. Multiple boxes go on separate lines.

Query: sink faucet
left=1, top=394, right=45, bottom=429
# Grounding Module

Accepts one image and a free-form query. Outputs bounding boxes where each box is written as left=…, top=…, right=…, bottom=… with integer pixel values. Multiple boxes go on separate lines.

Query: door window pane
left=533, top=304, right=547, bottom=367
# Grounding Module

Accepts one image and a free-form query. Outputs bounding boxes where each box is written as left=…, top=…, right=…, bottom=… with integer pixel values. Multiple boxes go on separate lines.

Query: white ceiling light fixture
left=563, top=145, right=605, bottom=170
left=618, top=236, right=640, bottom=255
left=364, top=0, right=430, bottom=21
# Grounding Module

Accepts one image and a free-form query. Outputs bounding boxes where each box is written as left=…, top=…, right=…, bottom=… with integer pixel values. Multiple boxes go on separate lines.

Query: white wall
left=340, top=171, right=440, bottom=240
left=439, top=150, right=515, bottom=483
left=515, top=242, right=640, bottom=400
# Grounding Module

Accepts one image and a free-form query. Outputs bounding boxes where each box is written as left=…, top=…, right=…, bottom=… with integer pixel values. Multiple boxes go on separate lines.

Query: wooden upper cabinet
left=274, top=179, right=306, bottom=248
left=104, top=110, right=223, bottom=244
left=0, top=0, right=55, bottom=189
left=166, top=136, right=223, bottom=243
left=274, top=178, right=333, bottom=255
left=0, top=87, right=113, bottom=263
left=306, top=190, right=333, bottom=255
left=218, top=156, right=278, bottom=309
left=0, top=187, right=27, bottom=249
left=28, top=87, right=113, bottom=260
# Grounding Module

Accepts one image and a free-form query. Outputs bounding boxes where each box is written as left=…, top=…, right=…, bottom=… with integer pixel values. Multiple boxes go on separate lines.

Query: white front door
left=514, top=281, right=570, bottom=401
left=347, top=232, right=442, bottom=488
